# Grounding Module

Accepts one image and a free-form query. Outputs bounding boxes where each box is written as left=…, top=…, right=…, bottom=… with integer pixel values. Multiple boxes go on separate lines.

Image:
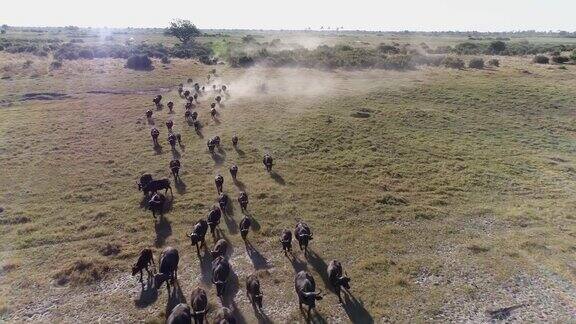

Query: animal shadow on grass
left=223, top=212, right=239, bottom=235
left=250, top=215, right=261, bottom=232
left=342, top=293, right=373, bottom=324
left=233, top=179, right=246, bottom=191
left=217, top=146, right=226, bottom=156
left=196, top=128, right=204, bottom=138
left=288, top=253, right=308, bottom=273
left=250, top=299, right=272, bottom=324
left=305, top=249, right=330, bottom=290
left=153, top=144, right=163, bottom=155
left=229, top=301, right=248, bottom=324
left=139, top=194, right=149, bottom=208
left=154, top=216, right=172, bottom=247
left=171, top=149, right=181, bottom=159
left=245, top=241, right=271, bottom=270
left=147, top=118, right=155, bottom=125
left=270, top=171, right=286, bottom=185
left=301, top=309, right=328, bottom=324
left=211, top=153, right=225, bottom=165
left=198, top=246, right=213, bottom=285
left=175, top=178, right=187, bottom=194
left=134, top=275, right=158, bottom=308
left=165, top=279, right=187, bottom=320
left=234, top=147, right=246, bottom=157
left=213, top=117, right=221, bottom=125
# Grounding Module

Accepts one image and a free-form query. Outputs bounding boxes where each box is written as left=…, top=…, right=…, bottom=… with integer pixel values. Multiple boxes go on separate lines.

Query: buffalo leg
left=139, top=269, right=143, bottom=283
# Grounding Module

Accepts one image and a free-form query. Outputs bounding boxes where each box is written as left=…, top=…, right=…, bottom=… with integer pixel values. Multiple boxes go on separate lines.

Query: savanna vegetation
left=0, top=24, right=575, bottom=323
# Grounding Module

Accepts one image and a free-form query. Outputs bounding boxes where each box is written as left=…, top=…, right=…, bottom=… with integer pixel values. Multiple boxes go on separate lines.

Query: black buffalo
left=280, top=229, right=293, bottom=254
left=190, top=287, right=208, bottom=324
left=246, top=274, right=263, bottom=309
left=263, top=154, right=273, bottom=172
left=167, top=303, right=191, bottom=324
left=188, top=219, right=208, bottom=255
left=207, top=206, right=221, bottom=236
left=170, top=159, right=181, bottom=180
left=327, top=259, right=351, bottom=304
left=294, top=271, right=323, bottom=318
left=239, top=216, right=251, bottom=241
left=154, top=246, right=179, bottom=290
left=295, top=221, right=313, bottom=255
left=211, top=256, right=231, bottom=300
left=132, top=248, right=155, bottom=283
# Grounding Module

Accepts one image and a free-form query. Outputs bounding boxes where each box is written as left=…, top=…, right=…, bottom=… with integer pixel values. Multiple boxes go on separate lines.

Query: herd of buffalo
left=133, top=75, right=352, bottom=323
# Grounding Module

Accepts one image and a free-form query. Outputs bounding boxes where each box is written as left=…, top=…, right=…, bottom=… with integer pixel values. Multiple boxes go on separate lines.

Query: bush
left=50, top=60, right=63, bottom=70
left=468, top=58, right=485, bottom=69
left=230, top=54, right=254, bottom=67
left=488, top=41, right=506, bottom=54
left=125, top=55, right=153, bottom=70
left=454, top=42, right=484, bottom=55
left=443, top=56, right=466, bottom=69
left=552, top=55, right=570, bottom=64
left=488, top=58, right=500, bottom=67
left=161, top=56, right=170, bottom=64
left=533, top=55, right=550, bottom=64
left=78, top=49, right=94, bottom=59
left=377, top=44, right=400, bottom=54
left=571, top=51, right=576, bottom=61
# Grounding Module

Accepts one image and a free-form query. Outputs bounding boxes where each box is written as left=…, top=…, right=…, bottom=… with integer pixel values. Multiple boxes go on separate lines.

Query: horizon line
left=3, top=25, right=576, bottom=34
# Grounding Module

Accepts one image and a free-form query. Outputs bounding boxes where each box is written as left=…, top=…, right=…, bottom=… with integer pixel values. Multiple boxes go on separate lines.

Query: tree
left=488, top=41, right=506, bottom=54
left=165, top=19, right=201, bottom=44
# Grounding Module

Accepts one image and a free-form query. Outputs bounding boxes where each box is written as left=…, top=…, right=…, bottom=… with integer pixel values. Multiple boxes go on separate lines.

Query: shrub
left=468, top=58, right=485, bottom=69
left=454, top=42, right=483, bottom=55
left=533, top=55, right=549, bottom=64
left=230, top=54, right=254, bottom=67
left=377, top=44, right=400, bottom=54
left=488, top=41, right=506, bottom=54
left=50, top=60, right=63, bottom=70
left=125, top=54, right=153, bottom=70
left=488, top=58, right=500, bottom=67
left=443, top=56, right=466, bottom=69
left=78, top=49, right=94, bottom=59
left=0, top=30, right=5, bottom=35
left=161, top=56, right=170, bottom=64
left=571, top=51, right=576, bottom=61
left=552, top=55, right=570, bottom=64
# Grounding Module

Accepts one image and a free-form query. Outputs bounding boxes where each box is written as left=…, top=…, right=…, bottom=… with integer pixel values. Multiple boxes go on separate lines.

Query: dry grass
left=0, top=51, right=575, bottom=323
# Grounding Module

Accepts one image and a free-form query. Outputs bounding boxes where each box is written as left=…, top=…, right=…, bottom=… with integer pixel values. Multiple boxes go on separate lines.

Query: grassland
left=0, top=33, right=575, bottom=323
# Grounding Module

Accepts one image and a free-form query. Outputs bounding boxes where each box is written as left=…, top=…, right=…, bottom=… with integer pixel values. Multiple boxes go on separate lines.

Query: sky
left=1, top=0, right=574, bottom=32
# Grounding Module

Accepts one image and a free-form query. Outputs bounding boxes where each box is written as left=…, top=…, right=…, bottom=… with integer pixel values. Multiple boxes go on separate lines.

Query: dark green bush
left=552, top=55, right=570, bottom=63
left=161, top=56, right=170, bottom=64
left=377, top=44, right=400, bottom=54
left=468, top=58, right=485, bottom=69
left=488, top=41, right=506, bottom=54
left=533, top=55, right=550, bottom=64
left=443, top=56, right=466, bottom=69
left=454, top=42, right=484, bottom=55
left=78, top=49, right=94, bottom=59
left=50, top=60, right=63, bottom=70
left=125, top=55, right=153, bottom=70
left=571, top=51, right=576, bottom=61
left=488, top=58, right=500, bottom=67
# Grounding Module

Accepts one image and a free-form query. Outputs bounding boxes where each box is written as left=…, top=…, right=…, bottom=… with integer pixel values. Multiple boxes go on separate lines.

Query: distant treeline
left=0, top=37, right=214, bottom=62
left=222, top=39, right=576, bottom=69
